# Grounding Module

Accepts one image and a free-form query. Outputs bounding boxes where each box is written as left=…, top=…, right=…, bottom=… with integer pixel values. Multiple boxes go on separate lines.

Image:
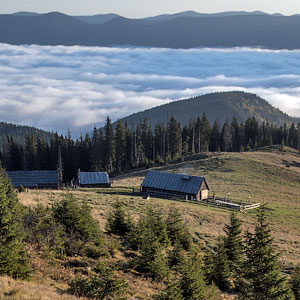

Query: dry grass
left=0, top=276, right=84, bottom=300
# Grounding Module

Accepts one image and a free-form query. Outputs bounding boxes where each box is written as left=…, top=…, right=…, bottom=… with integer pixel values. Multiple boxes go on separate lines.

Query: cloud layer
left=1, top=44, right=300, bottom=135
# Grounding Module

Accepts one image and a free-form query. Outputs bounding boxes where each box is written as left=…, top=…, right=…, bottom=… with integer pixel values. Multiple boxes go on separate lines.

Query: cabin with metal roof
left=6, top=170, right=59, bottom=188
left=78, top=170, right=110, bottom=188
left=141, top=170, right=209, bottom=200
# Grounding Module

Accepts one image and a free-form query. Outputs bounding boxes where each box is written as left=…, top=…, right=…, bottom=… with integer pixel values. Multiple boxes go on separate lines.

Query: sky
left=1, top=44, right=300, bottom=136
left=1, top=0, right=300, bottom=17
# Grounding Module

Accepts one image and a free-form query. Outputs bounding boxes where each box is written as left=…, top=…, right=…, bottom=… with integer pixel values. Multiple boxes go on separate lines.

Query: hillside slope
left=119, top=91, right=300, bottom=127
left=112, top=146, right=300, bottom=265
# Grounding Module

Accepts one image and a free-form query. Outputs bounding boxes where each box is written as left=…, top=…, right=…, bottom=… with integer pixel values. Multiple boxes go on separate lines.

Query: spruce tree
left=153, top=277, right=184, bottom=300
left=106, top=200, right=133, bottom=236
left=179, top=252, right=207, bottom=300
left=69, top=261, right=128, bottom=299
left=168, top=239, right=185, bottom=269
left=290, top=268, right=300, bottom=300
left=223, top=212, right=243, bottom=275
left=205, top=237, right=231, bottom=291
left=0, top=170, right=31, bottom=279
left=133, top=230, right=169, bottom=281
left=166, top=207, right=192, bottom=250
left=115, top=120, right=126, bottom=173
left=238, top=207, right=294, bottom=300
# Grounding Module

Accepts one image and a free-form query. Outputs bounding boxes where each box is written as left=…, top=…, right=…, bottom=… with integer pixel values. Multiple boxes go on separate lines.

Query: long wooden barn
left=141, top=170, right=209, bottom=200
left=6, top=170, right=59, bottom=189
left=78, top=170, right=111, bottom=188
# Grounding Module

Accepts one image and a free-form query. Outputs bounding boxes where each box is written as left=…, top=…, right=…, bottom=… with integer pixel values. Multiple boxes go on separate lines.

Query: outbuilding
left=6, top=170, right=59, bottom=189
left=78, top=170, right=111, bottom=188
left=141, top=170, right=209, bottom=200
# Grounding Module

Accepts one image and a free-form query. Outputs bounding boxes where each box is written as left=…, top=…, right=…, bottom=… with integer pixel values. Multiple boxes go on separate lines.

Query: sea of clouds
left=1, top=43, right=300, bottom=135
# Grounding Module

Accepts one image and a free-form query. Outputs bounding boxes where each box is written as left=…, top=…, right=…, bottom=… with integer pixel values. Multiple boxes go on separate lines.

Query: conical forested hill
left=119, top=91, right=300, bottom=127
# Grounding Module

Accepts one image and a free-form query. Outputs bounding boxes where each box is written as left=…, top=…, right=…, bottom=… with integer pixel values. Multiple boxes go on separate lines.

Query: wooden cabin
left=6, top=170, right=59, bottom=189
left=78, top=170, right=111, bottom=188
left=141, top=170, right=209, bottom=200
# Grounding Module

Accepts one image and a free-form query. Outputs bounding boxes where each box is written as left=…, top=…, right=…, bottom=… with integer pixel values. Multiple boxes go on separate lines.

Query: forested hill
left=119, top=92, right=300, bottom=128
left=0, top=122, right=53, bottom=146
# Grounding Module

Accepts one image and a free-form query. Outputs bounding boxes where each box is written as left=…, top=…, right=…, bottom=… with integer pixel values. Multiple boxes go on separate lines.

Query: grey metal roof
left=6, top=170, right=58, bottom=188
left=79, top=171, right=109, bottom=185
left=142, top=170, right=208, bottom=195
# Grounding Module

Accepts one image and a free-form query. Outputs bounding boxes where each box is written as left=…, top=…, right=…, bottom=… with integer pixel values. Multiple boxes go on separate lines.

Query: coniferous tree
left=231, top=117, right=242, bottom=152
left=90, top=127, right=103, bottom=171
left=104, top=117, right=115, bottom=173
left=168, top=115, right=181, bottom=159
left=223, top=212, right=243, bottom=275
left=166, top=207, right=192, bottom=250
left=200, top=113, right=211, bottom=152
left=290, top=268, right=300, bottom=300
left=205, top=237, right=231, bottom=291
left=24, top=134, right=37, bottom=170
left=115, top=120, right=126, bottom=173
left=0, top=170, right=31, bottom=279
left=210, top=120, right=221, bottom=152
left=153, top=277, right=184, bottom=300
left=69, top=261, right=128, bottom=299
left=145, top=208, right=170, bottom=247
left=179, top=252, right=207, bottom=300
left=238, top=207, right=294, bottom=300
left=168, top=239, right=185, bottom=269
left=221, top=120, right=233, bottom=152
left=133, top=230, right=169, bottom=281
left=106, top=200, right=133, bottom=236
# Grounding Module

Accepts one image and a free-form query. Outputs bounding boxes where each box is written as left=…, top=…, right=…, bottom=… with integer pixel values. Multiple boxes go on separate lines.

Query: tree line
left=1, top=114, right=300, bottom=181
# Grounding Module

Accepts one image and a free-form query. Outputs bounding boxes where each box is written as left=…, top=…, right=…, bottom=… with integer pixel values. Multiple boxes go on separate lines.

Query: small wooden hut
left=6, top=170, right=59, bottom=188
left=78, top=170, right=110, bottom=188
left=141, top=170, right=209, bottom=200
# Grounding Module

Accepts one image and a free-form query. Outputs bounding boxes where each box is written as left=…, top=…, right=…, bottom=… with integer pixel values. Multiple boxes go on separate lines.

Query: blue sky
left=1, top=0, right=300, bottom=17
left=1, top=44, right=300, bottom=135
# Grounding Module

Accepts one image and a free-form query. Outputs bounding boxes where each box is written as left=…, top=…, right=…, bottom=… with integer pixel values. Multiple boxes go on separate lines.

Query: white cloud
left=0, top=43, right=300, bottom=135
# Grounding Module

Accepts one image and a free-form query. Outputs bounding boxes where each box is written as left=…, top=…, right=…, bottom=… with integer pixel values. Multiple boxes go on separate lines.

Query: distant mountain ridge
left=1, top=11, right=300, bottom=48
left=118, top=92, right=300, bottom=128
left=12, top=10, right=283, bottom=24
